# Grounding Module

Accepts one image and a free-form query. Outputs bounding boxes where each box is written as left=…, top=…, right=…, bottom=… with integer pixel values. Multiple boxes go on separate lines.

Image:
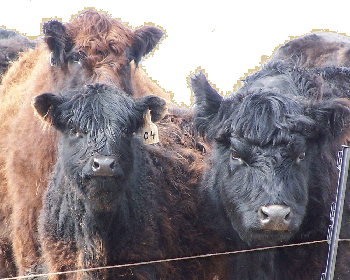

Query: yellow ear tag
left=141, top=109, right=159, bottom=145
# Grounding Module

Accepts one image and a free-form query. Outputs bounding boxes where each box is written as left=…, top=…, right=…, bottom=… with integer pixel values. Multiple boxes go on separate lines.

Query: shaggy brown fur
left=0, top=9, right=169, bottom=277
left=151, top=110, right=224, bottom=279
left=271, top=32, right=350, bottom=67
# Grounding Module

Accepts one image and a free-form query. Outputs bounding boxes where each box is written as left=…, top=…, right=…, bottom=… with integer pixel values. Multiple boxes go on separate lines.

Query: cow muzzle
left=258, top=205, right=292, bottom=231
left=86, top=156, right=124, bottom=178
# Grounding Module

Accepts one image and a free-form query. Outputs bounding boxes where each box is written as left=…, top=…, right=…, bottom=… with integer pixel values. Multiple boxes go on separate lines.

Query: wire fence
left=2, top=238, right=350, bottom=280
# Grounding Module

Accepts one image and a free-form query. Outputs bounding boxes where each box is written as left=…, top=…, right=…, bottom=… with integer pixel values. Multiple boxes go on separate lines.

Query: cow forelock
left=67, top=10, right=134, bottom=56
left=51, top=10, right=135, bottom=93
left=221, top=91, right=315, bottom=148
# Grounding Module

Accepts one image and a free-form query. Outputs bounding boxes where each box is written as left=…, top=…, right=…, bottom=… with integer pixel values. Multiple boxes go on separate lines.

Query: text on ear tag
left=141, top=109, right=159, bottom=145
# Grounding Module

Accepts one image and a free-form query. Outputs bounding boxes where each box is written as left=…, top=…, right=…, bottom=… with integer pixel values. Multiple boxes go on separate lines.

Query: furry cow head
left=191, top=64, right=350, bottom=246
left=33, top=84, right=166, bottom=207
left=42, top=9, right=163, bottom=94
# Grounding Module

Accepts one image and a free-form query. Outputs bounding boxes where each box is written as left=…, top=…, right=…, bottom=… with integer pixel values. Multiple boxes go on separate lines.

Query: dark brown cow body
left=0, top=9, right=168, bottom=277
left=271, top=32, right=350, bottom=67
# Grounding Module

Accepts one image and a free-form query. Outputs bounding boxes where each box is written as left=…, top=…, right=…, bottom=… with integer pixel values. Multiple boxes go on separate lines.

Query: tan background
left=1, top=0, right=349, bottom=107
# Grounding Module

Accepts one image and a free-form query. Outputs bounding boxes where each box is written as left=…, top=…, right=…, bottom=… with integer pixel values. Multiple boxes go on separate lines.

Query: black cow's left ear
left=43, top=20, right=74, bottom=66
left=32, top=93, right=65, bottom=126
left=128, top=26, right=164, bottom=66
left=134, top=95, right=167, bottom=123
left=190, top=71, right=223, bottom=139
left=307, top=98, right=350, bottom=141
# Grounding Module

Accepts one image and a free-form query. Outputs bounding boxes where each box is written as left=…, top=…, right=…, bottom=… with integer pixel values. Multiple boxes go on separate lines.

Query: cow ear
left=128, top=26, right=164, bottom=66
left=134, top=95, right=167, bottom=123
left=43, top=20, right=73, bottom=66
left=32, top=93, right=64, bottom=126
left=307, top=98, right=350, bottom=142
left=190, top=71, right=223, bottom=138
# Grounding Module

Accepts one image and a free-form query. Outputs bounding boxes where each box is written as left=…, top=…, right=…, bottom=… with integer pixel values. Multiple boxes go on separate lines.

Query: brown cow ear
left=43, top=20, right=74, bottom=66
left=32, top=93, right=64, bottom=125
left=129, top=26, right=164, bottom=66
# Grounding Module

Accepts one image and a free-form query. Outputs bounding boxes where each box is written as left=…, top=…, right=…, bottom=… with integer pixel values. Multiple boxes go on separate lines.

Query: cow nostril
left=285, top=211, right=291, bottom=222
left=90, top=156, right=120, bottom=177
left=260, top=208, right=269, bottom=220
left=258, top=205, right=292, bottom=230
left=109, top=160, right=115, bottom=170
left=92, top=159, right=100, bottom=171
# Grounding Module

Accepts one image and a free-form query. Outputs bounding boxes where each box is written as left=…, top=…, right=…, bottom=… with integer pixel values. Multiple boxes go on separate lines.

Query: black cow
left=191, top=62, right=350, bottom=279
left=33, top=84, right=217, bottom=280
left=0, top=28, right=35, bottom=81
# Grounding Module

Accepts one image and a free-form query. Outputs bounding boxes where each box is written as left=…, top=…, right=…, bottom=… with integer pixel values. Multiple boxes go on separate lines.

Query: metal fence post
left=321, top=145, right=350, bottom=280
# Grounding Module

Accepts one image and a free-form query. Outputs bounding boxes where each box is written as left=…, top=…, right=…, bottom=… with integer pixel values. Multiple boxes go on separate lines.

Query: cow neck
left=230, top=249, right=279, bottom=280
left=130, top=61, right=170, bottom=103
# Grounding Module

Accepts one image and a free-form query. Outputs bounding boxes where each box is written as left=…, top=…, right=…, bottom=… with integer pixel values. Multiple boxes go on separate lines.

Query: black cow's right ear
left=32, top=93, right=64, bottom=126
left=134, top=95, right=167, bottom=123
left=43, top=20, right=73, bottom=66
left=190, top=71, right=223, bottom=138
left=306, top=98, right=350, bottom=143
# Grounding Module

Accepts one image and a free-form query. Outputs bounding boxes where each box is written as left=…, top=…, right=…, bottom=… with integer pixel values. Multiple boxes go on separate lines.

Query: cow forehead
left=230, top=133, right=306, bottom=156
left=67, top=10, right=134, bottom=46
left=248, top=74, right=299, bottom=96
left=63, top=10, right=134, bottom=82
left=59, top=88, right=140, bottom=133
left=225, top=92, right=310, bottom=146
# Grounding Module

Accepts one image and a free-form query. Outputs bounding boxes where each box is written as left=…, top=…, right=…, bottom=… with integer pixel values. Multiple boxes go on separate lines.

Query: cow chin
left=243, top=229, right=296, bottom=247
left=79, top=177, right=124, bottom=206
left=230, top=211, right=301, bottom=247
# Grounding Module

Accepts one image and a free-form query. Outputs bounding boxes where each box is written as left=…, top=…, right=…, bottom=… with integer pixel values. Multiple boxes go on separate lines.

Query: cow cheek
left=59, top=139, right=89, bottom=179
left=220, top=169, right=253, bottom=229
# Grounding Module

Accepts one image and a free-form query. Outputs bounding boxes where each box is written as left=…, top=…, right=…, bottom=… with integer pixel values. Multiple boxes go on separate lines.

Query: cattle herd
left=1, top=9, right=350, bottom=280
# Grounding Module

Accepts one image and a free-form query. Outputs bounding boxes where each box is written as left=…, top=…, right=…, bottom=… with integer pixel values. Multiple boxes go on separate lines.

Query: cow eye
left=121, top=128, right=128, bottom=137
left=70, top=50, right=86, bottom=63
left=69, top=128, right=83, bottom=138
left=231, top=149, right=240, bottom=160
left=231, top=148, right=244, bottom=165
left=297, top=152, right=306, bottom=163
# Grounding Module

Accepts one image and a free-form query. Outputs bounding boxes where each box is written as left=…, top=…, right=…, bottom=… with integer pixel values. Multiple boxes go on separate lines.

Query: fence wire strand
left=2, top=238, right=350, bottom=280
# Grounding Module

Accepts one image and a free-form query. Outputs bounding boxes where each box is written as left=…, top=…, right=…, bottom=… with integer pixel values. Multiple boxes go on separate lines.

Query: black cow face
left=191, top=70, right=350, bottom=246
left=33, top=84, right=166, bottom=205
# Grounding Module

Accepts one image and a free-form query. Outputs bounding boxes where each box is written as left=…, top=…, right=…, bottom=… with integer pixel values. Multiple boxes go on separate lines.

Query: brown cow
left=270, top=32, right=350, bottom=67
left=0, top=9, right=169, bottom=277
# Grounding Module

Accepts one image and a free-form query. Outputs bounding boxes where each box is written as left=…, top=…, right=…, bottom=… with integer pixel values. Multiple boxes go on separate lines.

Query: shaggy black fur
left=0, top=28, right=35, bottom=81
left=33, top=84, right=216, bottom=280
left=191, top=61, right=350, bottom=279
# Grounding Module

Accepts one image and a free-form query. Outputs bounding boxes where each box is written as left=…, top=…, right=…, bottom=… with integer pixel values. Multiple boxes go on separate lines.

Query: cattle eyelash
left=69, top=50, right=87, bottom=63
left=296, top=151, right=306, bottom=163
left=230, top=147, right=246, bottom=165
left=69, top=127, right=84, bottom=139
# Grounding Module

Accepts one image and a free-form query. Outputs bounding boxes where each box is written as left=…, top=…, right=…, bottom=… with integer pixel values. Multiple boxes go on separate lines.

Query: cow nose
left=258, top=205, right=292, bottom=231
left=91, top=156, right=122, bottom=177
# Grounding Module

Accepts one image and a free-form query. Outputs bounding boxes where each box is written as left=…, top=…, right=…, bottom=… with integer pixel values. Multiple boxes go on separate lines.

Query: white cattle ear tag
left=141, top=109, right=159, bottom=145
